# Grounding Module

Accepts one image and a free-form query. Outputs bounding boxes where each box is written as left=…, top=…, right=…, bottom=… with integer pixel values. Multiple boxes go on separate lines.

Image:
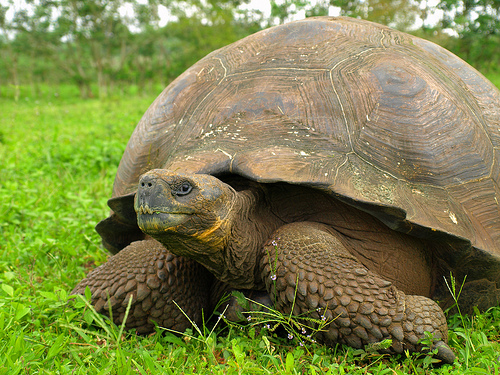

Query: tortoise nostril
left=139, top=174, right=158, bottom=190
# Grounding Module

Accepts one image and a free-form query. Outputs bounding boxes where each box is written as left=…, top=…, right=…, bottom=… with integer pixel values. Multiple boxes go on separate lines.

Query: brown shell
left=112, top=17, right=500, bottom=261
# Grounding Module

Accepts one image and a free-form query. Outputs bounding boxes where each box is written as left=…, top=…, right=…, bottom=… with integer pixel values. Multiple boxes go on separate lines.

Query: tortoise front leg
left=260, top=222, right=455, bottom=364
left=72, top=239, right=214, bottom=334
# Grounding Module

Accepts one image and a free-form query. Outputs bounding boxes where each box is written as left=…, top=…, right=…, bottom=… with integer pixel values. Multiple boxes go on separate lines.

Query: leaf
left=3, top=271, right=15, bottom=281
left=85, top=285, right=92, bottom=300
left=40, top=291, right=57, bottom=301
left=285, top=352, right=294, bottom=374
left=13, top=332, right=24, bottom=355
left=248, top=326, right=255, bottom=339
left=163, top=333, right=186, bottom=347
left=262, top=335, right=273, bottom=355
left=231, top=339, right=245, bottom=365
left=367, top=338, right=392, bottom=351
left=46, top=334, right=66, bottom=360
left=139, top=350, right=158, bottom=371
left=131, top=359, right=147, bottom=375
left=232, top=290, right=249, bottom=309
left=14, top=303, right=30, bottom=320
left=2, top=284, right=14, bottom=297
left=58, top=288, right=68, bottom=301
left=83, top=309, right=95, bottom=325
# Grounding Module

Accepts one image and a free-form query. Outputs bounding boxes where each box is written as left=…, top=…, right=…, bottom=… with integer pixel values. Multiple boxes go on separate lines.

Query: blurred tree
left=53, top=0, right=136, bottom=97
left=0, top=2, right=17, bottom=98
left=270, top=0, right=308, bottom=24
left=0, top=0, right=497, bottom=98
left=266, top=0, right=423, bottom=30
left=304, top=0, right=330, bottom=17
left=2, top=0, right=68, bottom=98
left=437, top=0, right=500, bottom=73
left=152, top=0, right=262, bottom=82
left=0, top=0, right=266, bottom=98
left=7, top=0, right=139, bottom=98
left=332, top=0, right=423, bottom=30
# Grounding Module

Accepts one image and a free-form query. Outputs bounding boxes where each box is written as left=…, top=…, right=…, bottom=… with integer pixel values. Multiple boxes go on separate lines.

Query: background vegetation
left=0, top=0, right=499, bottom=100
left=1, top=0, right=500, bottom=373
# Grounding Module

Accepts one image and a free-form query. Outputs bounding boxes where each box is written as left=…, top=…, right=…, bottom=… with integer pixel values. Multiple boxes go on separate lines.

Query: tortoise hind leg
left=260, top=222, right=455, bottom=364
left=72, top=239, right=214, bottom=334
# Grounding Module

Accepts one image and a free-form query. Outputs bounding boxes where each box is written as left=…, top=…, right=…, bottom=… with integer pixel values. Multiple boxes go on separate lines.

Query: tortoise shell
left=108, top=17, right=500, bottom=279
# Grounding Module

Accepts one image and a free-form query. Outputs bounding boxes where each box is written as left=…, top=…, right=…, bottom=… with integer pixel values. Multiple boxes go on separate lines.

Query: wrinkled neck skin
left=156, top=185, right=280, bottom=290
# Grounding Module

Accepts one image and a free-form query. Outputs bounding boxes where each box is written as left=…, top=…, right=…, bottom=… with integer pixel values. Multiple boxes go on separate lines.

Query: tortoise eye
left=174, top=182, right=193, bottom=196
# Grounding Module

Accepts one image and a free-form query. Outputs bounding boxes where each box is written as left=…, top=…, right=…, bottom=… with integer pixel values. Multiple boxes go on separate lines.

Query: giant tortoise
left=73, top=17, right=500, bottom=363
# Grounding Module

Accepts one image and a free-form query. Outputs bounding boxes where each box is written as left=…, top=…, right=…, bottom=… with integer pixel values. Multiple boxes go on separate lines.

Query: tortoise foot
left=261, top=222, right=454, bottom=363
left=432, top=341, right=455, bottom=364
left=401, top=295, right=453, bottom=363
left=72, top=239, right=214, bottom=333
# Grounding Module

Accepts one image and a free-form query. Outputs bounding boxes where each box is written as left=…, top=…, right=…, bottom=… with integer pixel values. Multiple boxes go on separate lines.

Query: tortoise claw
left=433, top=340, right=455, bottom=364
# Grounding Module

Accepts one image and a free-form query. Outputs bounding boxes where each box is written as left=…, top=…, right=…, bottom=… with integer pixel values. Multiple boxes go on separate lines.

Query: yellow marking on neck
left=196, top=217, right=226, bottom=241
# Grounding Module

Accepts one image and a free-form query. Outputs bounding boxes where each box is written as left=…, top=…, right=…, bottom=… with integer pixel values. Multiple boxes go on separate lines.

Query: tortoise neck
left=157, top=183, right=279, bottom=289
left=217, top=186, right=281, bottom=289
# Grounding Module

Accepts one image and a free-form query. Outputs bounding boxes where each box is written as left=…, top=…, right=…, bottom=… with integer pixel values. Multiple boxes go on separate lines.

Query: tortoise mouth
left=136, top=205, right=191, bottom=232
left=136, top=204, right=189, bottom=216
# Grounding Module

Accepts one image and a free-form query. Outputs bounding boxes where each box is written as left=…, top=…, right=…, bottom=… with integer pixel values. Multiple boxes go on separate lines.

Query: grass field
left=1, top=79, right=500, bottom=374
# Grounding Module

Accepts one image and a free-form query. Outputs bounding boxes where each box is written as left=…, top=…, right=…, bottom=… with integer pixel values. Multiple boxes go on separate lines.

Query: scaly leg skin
left=72, top=239, right=214, bottom=334
left=260, top=222, right=455, bottom=364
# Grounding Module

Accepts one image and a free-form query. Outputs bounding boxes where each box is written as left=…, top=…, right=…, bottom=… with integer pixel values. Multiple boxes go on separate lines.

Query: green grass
left=1, top=83, right=500, bottom=374
left=485, top=72, right=500, bottom=92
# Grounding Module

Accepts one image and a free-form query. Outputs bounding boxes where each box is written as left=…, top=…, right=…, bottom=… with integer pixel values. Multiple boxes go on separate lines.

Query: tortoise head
left=134, top=170, right=238, bottom=270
